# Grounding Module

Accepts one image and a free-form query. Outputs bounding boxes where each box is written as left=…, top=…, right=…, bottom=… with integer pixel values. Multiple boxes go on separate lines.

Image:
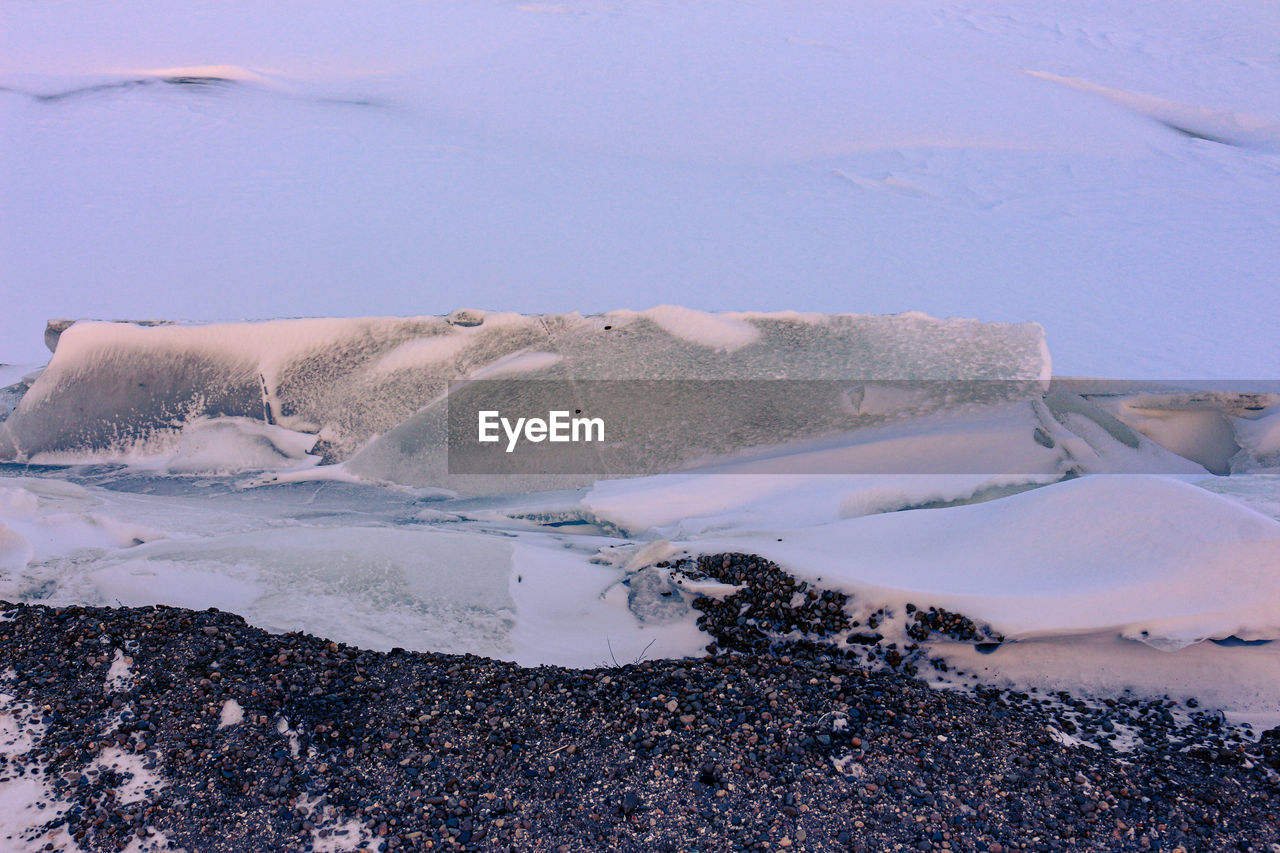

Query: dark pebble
left=1, top=559, right=1277, bottom=853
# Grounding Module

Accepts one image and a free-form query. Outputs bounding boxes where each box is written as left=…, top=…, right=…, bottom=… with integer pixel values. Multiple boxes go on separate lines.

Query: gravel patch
left=1, top=553, right=1278, bottom=852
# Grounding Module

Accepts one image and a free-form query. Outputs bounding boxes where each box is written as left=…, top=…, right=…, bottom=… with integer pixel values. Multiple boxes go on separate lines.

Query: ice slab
left=1, top=312, right=1049, bottom=490
left=78, top=527, right=519, bottom=658
left=0, top=474, right=709, bottom=665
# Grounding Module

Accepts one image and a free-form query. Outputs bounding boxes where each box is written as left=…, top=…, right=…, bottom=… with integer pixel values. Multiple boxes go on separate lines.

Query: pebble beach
left=3, top=555, right=1278, bottom=853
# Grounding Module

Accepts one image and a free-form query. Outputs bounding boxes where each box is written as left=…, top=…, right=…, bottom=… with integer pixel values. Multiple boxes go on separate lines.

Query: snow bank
left=685, top=476, right=1280, bottom=650
left=614, top=307, right=761, bottom=353
left=583, top=473, right=1053, bottom=539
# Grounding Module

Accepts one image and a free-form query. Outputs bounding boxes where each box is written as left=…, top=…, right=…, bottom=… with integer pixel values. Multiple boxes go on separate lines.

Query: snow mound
left=686, top=476, right=1280, bottom=650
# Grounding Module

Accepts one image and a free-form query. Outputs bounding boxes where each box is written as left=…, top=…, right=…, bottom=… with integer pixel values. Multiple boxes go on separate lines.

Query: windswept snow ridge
left=1024, top=71, right=1280, bottom=151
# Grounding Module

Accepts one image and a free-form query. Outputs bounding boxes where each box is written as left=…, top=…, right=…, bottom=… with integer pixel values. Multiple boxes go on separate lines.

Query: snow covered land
left=1, top=1, right=1279, bottom=849
left=1, top=0, right=1278, bottom=377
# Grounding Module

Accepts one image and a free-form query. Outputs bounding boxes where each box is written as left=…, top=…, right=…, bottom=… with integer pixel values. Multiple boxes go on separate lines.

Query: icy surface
left=85, top=527, right=520, bottom=658
left=1, top=461, right=1279, bottom=724
left=1196, top=473, right=1280, bottom=522
left=0, top=474, right=701, bottom=666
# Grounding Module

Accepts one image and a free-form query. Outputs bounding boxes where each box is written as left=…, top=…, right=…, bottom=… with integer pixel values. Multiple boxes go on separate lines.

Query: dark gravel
left=2, top=553, right=1278, bottom=853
